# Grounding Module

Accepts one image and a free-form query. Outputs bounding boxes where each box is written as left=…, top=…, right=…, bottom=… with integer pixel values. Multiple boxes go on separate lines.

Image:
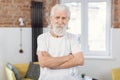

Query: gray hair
left=50, top=4, right=71, bottom=18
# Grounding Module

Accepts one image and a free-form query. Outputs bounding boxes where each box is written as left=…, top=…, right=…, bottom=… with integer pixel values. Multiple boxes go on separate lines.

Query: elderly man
left=37, top=4, right=84, bottom=80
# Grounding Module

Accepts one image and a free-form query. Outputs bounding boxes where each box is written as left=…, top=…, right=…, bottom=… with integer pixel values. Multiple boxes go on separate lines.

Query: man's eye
left=62, top=17, right=66, bottom=19
left=56, top=17, right=59, bottom=19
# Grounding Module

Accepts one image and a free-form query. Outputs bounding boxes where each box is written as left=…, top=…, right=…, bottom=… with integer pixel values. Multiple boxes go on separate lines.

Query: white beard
left=51, top=24, right=67, bottom=36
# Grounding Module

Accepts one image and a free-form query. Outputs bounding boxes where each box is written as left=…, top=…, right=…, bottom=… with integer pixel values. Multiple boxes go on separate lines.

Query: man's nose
left=58, top=18, right=63, bottom=24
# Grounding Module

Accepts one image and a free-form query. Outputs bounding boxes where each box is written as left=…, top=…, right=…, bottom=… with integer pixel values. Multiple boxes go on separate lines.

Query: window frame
left=60, top=0, right=112, bottom=59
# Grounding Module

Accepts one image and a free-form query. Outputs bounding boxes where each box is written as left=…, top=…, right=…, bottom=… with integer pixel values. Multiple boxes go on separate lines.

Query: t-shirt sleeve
left=36, top=34, right=47, bottom=55
left=71, top=36, right=81, bottom=54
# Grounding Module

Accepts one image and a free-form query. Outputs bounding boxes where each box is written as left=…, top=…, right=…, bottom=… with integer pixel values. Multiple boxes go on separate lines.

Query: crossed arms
left=37, top=51, right=84, bottom=69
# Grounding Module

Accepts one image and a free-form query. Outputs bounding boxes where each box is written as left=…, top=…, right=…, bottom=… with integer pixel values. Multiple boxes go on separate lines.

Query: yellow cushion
left=14, top=63, right=29, bottom=78
left=22, top=78, right=33, bottom=80
left=112, top=68, right=120, bottom=80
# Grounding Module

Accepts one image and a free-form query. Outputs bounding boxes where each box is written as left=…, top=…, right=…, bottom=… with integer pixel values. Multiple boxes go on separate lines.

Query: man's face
left=50, top=9, right=69, bottom=36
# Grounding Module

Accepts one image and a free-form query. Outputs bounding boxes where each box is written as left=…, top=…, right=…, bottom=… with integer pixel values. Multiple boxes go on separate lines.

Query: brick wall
left=0, top=0, right=119, bottom=28
left=0, top=0, right=58, bottom=27
left=0, top=0, right=31, bottom=27
left=113, top=0, right=120, bottom=28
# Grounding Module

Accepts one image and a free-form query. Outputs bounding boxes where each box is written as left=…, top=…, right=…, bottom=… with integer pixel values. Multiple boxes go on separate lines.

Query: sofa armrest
left=5, top=66, right=16, bottom=80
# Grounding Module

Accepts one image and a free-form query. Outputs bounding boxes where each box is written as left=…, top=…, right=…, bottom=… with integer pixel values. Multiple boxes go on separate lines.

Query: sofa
left=112, top=68, right=120, bottom=80
left=5, top=62, right=40, bottom=80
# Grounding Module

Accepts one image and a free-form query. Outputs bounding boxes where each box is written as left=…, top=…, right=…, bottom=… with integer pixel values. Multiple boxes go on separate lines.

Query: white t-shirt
left=37, top=32, right=82, bottom=80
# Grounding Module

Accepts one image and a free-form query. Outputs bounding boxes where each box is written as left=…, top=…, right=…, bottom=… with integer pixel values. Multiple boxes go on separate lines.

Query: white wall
left=0, top=28, right=120, bottom=80
left=0, top=28, right=32, bottom=80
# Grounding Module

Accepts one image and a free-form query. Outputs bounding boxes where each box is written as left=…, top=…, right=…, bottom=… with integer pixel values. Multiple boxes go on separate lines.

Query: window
left=60, top=0, right=112, bottom=59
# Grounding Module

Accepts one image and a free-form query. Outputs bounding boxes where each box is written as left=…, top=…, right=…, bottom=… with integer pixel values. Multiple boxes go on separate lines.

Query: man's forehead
left=54, top=10, right=68, bottom=16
